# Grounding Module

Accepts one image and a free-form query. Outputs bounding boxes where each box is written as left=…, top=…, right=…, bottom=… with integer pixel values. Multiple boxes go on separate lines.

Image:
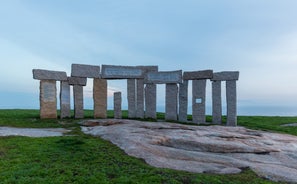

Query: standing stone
left=165, top=84, right=178, bottom=121
left=136, top=79, right=144, bottom=118
left=178, top=80, right=188, bottom=122
left=40, top=80, right=57, bottom=119
left=145, top=84, right=157, bottom=119
left=73, top=85, right=84, bottom=119
left=114, top=92, right=122, bottom=119
left=226, top=80, right=237, bottom=126
left=93, top=78, right=107, bottom=118
left=60, top=81, right=71, bottom=119
left=192, top=80, right=207, bottom=124
left=127, top=79, right=136, bottom=118
left=212, top=81, right=222, bottom=124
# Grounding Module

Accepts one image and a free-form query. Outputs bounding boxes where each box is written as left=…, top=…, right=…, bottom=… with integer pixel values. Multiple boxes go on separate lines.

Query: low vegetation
left=1, top=109, right=296, bottom=183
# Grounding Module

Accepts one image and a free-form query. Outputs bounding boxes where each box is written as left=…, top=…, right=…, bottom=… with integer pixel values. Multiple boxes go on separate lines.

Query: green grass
left=1, top=109, right=295, bottom=183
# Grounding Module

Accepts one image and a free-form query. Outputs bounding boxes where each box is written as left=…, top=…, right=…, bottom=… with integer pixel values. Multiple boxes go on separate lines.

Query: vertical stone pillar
left=73, top=85, right=84, bottom=119
left=165, top=84, right=178, bottom=121
left=212, top=81, right=222, bottom=124
left=127, top=79, right=136, bottom=118
left=114, top=92, right=122, bottom=119
left=145, top=84, right=157, bottom=119
left=60, top=81, right=70, bottom=118
left=136, top=79, right=144, bottom=118
left=93, top=78, right=107, bottom=118
left=192, top=79, right=206, bottom=124
left=40, top=80, right=57, bottom=119
left=226, top=80, right=237, bottom=126
left=178, top=80, right=188, bottom=122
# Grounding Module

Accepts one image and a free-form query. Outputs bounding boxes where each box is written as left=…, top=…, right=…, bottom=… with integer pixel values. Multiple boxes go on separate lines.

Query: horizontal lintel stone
left=101, top=65, right=144, bottom=79
left=144, top=70, right=182, bottom=84
left=71, top=64, right=100, bottom=78
left=212, top=71, right=239, bottom=81
left=183, top=70, right=213, bottom=80
left=136, top=66, right=158, bottom=74
left=68, top=77, right=87, bottom=86
left=33, top=69, right=67, bottom=81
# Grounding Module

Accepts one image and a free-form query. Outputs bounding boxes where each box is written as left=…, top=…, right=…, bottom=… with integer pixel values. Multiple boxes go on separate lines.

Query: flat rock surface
left=81, top=119, right=297, bottom=183
left=0, top=127, right=70, bottom=137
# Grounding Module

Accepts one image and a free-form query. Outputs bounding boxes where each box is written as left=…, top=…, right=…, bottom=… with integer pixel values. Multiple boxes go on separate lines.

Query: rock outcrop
left=81, top=119, right=297, bottom=183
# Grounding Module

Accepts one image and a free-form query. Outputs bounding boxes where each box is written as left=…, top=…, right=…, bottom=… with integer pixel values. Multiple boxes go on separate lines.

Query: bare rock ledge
left=81, top=119, right=297, bottom=183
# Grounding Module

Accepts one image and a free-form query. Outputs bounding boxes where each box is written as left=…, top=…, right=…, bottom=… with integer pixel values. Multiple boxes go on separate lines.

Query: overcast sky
left=1, top=0, right=297, bottom=115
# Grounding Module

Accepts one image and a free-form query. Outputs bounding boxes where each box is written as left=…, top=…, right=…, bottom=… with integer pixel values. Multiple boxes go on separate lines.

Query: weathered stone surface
left=127, top=79, right=136, bottom=118
left=192, top=80, right=207, bottom=124
left=60, top=81, right=71, bottom=118
left=71, top=64, right=100, bottom=78
left=82, top=120, right=297, bottom=183
left=93, top=79, right=107, bottom=118
left=136, top=66, right=158, bottom=74
left=73, top=85, right=84, bottom=119
left=178, top=80, right=188, bottom=122
left=212, top=81, right=222, bottom=124
left=40, top=80, right=57, bottom=119
left=68, top=77, right=87, bottom=86
left=136, top=79, right=144, bottom=118
left=114, top=92, right=122, bottom=119
left=212, top=71, right=239, bottom=81
left=226, top=80, right=237, bottom=126
left=165, top=84, right=178, bottom=121
left=144, top=70, right=182, bottom=84
left=145, top=84, right=157, bottom=119
left=33, top=69, right=67, bottom=81
left=0, top=127, right=71, bottom=137
left=183, top=70, right=213, bottom=80
left=101, top=65, right=143, bottom=79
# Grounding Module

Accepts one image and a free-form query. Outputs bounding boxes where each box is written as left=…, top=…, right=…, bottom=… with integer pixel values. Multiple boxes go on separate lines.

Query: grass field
left=1, top=109, right=296, bottom=183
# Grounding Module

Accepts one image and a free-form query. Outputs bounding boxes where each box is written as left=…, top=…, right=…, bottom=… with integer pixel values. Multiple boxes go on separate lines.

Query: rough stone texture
left=82, top=120, right=297, bottom=183
left=136, top=79, right=144, bottom=118
left=60, top=81, right=71, bottom=118
left=183, top=70, right=213, bottom=80
left=226, top=80, right=237, bottom=126
left=68, top=77, right=87, bottom=86
left=145, top=84, right=157, bottom=119
left=165, top=84, right=178, bottom=121
left=93, top=79, right=107, bottom=118
left=212, top=71, right=239, bottom=81
left=101, top=65, right=143, bottom=79
left=178, top=80, right=188, bottom=122
left=0, top=127, right=71, bottom=137
left=33, top=69, right=67, bottom=81
left=114, top=92, right=122, bottom=119
left=144, top=70, right=182, bottom=84
left=127, top=79, right=136, bottom=118
left=73, top=85, right=84, bottom=119
left=212, top=81, right=222, bottom=124
left=71, top=64, right=100, bottom=78
left=192, top=80, right=206, bottom=124
left=40, top=80, right=57, bottom=119
left=136, top=65, right=158, bottom=74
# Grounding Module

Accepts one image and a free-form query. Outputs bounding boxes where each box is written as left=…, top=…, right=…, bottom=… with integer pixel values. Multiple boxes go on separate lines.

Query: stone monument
left=212, top=71, right=239, bottom=126
left=183, top=70, right=213, bottom=124
left=33, top=69, right=67, bottom=119
left=144, top=70, right=182, bottom=121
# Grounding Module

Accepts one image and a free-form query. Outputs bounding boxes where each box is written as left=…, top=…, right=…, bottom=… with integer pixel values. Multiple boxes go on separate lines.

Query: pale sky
left=1, top=0, right=297, bottom=115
